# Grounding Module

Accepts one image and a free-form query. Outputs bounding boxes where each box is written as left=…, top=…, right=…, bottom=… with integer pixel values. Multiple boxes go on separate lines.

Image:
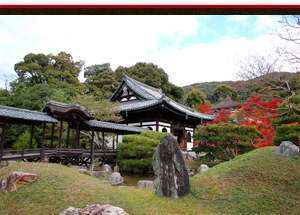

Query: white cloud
left=0, top=15, right=295, bottom=91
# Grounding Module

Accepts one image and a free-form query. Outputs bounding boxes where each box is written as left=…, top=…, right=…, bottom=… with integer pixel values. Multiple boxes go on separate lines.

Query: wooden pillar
left=66, top=125, right=70, bottom=149
left=116, top=134, right=119, bottom=148
left=50, top=123, right=55, bottom=149
left=156, top=119, right=159, bottom=132
left=40, top=122, right=46, bottom=162
left=112, top=135, right=115, bottom=150
left=75, top=121, right=80, bottom=149
left=102, top=132, right=105, bottom=166
left=30, top=124, right=34, bottom=149
left=59, top=120, right=63, bottom=148
left=90, top=129, right=95, bottom=171
left=140, top=121, right=142, bottom=127
left=0, top=119, right=7, bottom=164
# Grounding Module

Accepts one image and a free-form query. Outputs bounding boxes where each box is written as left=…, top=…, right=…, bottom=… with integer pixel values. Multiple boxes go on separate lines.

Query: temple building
left=109, top=75, right=214, bottom=150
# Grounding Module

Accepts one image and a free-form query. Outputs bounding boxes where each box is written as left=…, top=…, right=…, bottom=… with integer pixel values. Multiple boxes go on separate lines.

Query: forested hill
left=182, top=80, right=247, bottom=104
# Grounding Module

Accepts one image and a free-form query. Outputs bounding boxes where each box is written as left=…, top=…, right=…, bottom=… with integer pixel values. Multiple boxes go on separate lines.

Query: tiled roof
left=0, top=105, right=58, bottom=123
left=44, top=100, right=95, bottom=120
left=83, top=120, right=148, bottom=133
left=111, top=74, right=215, bottom=121
left=212, top=99, right=240, bottom=110
left=118, top=100, right=161, bottom=111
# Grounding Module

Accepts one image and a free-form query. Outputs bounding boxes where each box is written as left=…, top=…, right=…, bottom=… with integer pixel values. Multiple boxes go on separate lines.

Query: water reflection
left=121, top=172, right=154, bottom=187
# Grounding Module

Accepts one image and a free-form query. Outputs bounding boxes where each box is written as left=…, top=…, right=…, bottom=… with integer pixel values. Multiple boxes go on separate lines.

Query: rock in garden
left=274, top=141, right=299, bottom=159
left=59, top=206, right=80, bottom=215
left=137, top=180, right=155, bottom=189
left=109, top=172, right=124, bottom=186
left=102, top=164, right=113, bottom=175
left=152, top=135, right=190, bottom=198
left=59, top=204, right=128, bottom=215
left=79, top=204, right=128, bottom=215
left=188, top=172, right=195, bottom=177
left=6, top=171, right=38, bottom=193
left=198, top=164, right=209, bottom=174
left=78, top=169, right=87, bottom=174
left=0, top=177, right=7, bottom=193
left=90, top=171, right=107, bottom=178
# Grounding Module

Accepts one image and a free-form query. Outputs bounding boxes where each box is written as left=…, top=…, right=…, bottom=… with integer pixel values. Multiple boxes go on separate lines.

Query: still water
left=121, top=172, right=154, bottom=187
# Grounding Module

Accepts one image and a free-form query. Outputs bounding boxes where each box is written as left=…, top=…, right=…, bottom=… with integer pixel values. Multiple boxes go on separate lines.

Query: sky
left=0, top=15, right=294, bottom=89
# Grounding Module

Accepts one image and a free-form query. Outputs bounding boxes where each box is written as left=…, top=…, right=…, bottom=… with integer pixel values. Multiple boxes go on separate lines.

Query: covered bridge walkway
left=0, top=101, right=148, bottom=169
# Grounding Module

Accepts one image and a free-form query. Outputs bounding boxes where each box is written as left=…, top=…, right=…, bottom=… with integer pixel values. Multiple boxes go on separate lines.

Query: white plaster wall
left=159, top=125, right=170, bottom=133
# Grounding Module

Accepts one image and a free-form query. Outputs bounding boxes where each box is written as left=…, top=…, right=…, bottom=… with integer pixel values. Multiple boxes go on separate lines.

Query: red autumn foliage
left=238, top=95, right=284, bottom=148
left=198, top=104, right=214, bottom=115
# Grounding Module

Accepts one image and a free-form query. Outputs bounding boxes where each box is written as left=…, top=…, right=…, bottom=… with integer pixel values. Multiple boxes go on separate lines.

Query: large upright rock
left=274, top=141, right=299, bottom=159
left=152, top=135, right=190, bottom=198
left=1, top=171, right=38, bottom=193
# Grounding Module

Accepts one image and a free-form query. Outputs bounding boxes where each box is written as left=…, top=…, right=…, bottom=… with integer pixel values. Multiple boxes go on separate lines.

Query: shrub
left=117, top=131, right=171, bottom=172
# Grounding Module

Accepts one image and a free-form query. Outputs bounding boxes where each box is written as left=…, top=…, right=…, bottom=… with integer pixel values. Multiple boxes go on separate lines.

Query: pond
left=121, top=172, right=154, bottom=187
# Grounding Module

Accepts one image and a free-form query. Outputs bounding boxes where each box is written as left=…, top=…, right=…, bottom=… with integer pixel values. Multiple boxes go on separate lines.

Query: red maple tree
left=238, top=95, right=284, bottom=148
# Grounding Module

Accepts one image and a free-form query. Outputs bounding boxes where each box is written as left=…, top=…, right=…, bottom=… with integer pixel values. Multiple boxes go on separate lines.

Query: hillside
left=0, top=147, right=299, bottom=214
left=182, top=80, right=247, bottom=104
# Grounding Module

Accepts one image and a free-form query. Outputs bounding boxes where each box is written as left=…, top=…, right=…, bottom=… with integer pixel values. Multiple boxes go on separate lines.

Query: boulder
left=274, top=141, right=299, bottom=159
left=109, top=172, right=124, bottom=186
left=198, top=164, right=209, bottom=174
left=188, top=172, right=195, bottom=177
left=80, top=204, right=128, bottom=215
left=152, top=135, right=190, bottom=198
left=59, top=204, right=128, bottom=215
left=137, top=180, right=155, bottom=189
left=59, top=206, right=80, bottom=215
left=78, top=169, right=87, bottom=174
left=102, top=164, right=113, bottom=175
left=0, top=177, right=7, bottom=193
left=90, top=171, right=107, bottom=178
left=5, top=171, right=38, bottom=193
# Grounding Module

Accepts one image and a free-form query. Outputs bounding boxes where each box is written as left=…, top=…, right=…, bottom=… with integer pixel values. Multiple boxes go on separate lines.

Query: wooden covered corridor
left=0, top=100, right=147, bottom=170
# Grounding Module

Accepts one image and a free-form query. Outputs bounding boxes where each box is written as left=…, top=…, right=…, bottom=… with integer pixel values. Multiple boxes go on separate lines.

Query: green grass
left=1, top=147, right=300, bottom=214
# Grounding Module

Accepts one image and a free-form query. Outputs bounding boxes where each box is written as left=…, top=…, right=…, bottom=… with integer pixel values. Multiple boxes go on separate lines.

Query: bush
left=13, top=130, right=37, bottom=149
left=117, top=131, right=171, bottom=172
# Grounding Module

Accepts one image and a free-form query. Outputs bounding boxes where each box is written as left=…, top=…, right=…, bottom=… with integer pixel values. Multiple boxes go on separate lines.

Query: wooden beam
left=156, top=119, right=159, bottom=131
left=0, top=119, right=7, bottom=164
left=30, top=124, right=34, bottom=149
left=75, top=121, right=80, bottom=149
left=102, top=132, right=105, bottom=167
left=90, top=129, right=95, bottom=171
left=40, top=122, right=46, bottom=162
left=59, top=120, right=63, bottom=148
left=50, top=123, right=55, bottom=149
left=66, top=125, right=70, bottom=149
left=112, top=135, right=115, bottom=150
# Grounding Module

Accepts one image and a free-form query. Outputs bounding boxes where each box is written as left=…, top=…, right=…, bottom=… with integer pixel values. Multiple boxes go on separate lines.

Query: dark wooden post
left=50, top=123, right=55, bottom=149
left=40, top=122, right=46, bottom=162
left=112, top=135, right=115, bottom=150
left=90, top=129, right=95, bottom=171
left=0, top=119, right=7, bottom=164
left=156, top=119, right=159, bottom=131
left=30, top=124, right=34, bottom=149
left=66, top=125, right=70, bottom=149
left=116, top=134, right=119, bottom=148
left=102, top=131, right=105, bottom=166
left=59, top=120, right=63, bottom=148
left=75, top=121, right=80, bottom=149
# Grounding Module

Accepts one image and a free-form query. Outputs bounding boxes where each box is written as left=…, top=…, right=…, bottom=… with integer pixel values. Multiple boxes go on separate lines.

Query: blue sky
left=0, top=15, right=290, bottom=89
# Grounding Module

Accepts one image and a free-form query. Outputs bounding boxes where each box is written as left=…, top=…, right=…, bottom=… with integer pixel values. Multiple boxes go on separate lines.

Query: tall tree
left=213, top=84, right=237, bottom=101
left=115, top=62, right=184, bottom=102
left=185, top=88, right=206, bottom=108
left=236, top=15, right=300, bottom=115
left=13, top=51, right=85, bottom=93
left=84, top=63, right=120, bottom=100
